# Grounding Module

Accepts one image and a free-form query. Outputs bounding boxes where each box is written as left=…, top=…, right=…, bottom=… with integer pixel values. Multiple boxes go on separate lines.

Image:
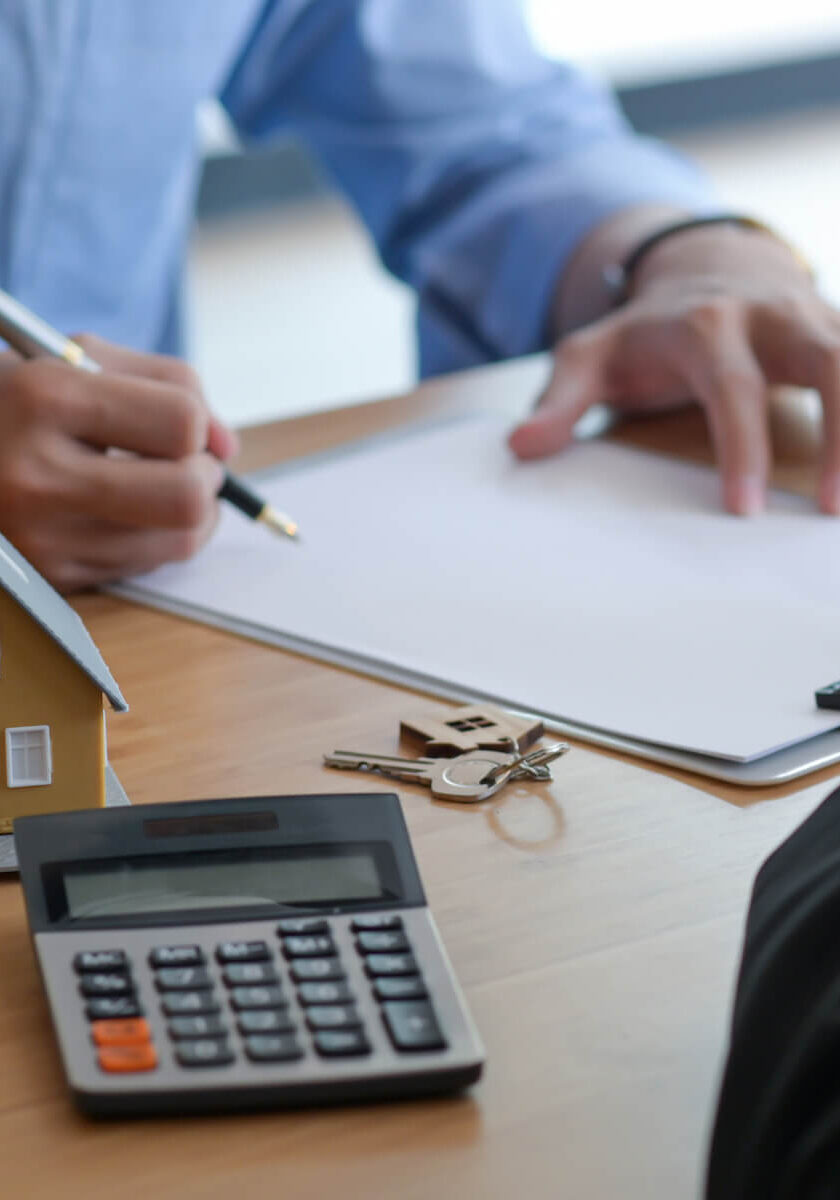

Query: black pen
left=0, top=287, right=299, bottom=541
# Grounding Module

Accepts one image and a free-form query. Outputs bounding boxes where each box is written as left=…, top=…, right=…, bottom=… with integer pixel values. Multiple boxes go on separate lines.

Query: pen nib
left=258, top=505, right=300, bottom=541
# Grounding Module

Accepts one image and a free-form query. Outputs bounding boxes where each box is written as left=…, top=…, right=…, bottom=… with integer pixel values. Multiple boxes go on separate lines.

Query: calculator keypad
left=73, top=913, right=450, bottom=1084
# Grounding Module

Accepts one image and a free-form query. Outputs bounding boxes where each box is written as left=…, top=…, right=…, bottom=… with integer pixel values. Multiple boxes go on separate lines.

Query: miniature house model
left=0, top=531, right=126, bottom=833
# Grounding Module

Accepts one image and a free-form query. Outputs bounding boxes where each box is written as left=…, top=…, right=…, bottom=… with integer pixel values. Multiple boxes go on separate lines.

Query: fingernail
left=819, top=474, right=840, bottom=514
left=728, top=476, right=765, bottom=516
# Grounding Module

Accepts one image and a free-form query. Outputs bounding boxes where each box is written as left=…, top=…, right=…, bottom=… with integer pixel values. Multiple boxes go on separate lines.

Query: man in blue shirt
left=0, top=0, right=836, bottom=591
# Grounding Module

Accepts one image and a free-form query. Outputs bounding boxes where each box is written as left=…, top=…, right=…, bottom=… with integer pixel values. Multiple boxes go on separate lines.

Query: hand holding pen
left=0, top=292, right=297, bottom=593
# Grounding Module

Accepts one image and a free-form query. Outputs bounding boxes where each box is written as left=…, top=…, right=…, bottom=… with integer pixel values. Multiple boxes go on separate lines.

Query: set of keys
left=322, top=742, right=570, bottom=803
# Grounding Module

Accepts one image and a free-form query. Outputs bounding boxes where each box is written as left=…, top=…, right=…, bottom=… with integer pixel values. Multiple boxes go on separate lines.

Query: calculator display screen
left=61, top=847, right=386, bottom=920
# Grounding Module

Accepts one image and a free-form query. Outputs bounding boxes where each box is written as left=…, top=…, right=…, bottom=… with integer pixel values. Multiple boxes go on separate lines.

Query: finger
left=207, top=415, right=240, bottom=461
left=508, top=332, right=607, bottom=459
left=679, top=316, right=770, bottom=515
left=67, top=450, right=225, bottom=530
left=815, top=348, right=840, bottom=514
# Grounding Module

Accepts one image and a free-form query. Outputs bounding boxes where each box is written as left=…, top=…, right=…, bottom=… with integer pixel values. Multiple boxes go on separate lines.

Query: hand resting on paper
left=0, top=336, right=238, bottom=592
left=509, top=213, right=837, bottom=516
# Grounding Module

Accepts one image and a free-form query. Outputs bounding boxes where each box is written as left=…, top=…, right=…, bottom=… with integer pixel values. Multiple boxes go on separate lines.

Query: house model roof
left=0, top=531, right=127, bottom=712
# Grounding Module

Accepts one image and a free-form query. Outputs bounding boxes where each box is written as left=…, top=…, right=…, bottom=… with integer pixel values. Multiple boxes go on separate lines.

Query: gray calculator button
left=155, top=966, right=212, bottom=991
left=79, top=973, right=133, bottom=997
left=382, top=1001, right=447, bottom=1052
left=363, top=954, right=418, bottom=978
left=149, top=945, right=204, bottom=968
left=297, top=981, right=355, bottom=1006
left=237, top=1010, right=296, bottom=1035
left=281, top=935, right=335, bottom=958
left=168, top=1015, right=228, bottom=1040
left=175, top=1038, right=234, bottom=1068
left=351, top=915, right=404, bottom=932
left=355, top=931, right=410, bottom=954
left=86, top=997, right=143, bottom=1020
left=244, top=1034, right=303, bottom=1063
left=305, top=1005, right=361, bottom=1031
left=276, top=917, right=330, bottom=936
left=74, top=950, right=128, bottom=973
left=216, top=940, right=270, bottom=963
left=372, top=976, right=428, bottom=1002
left=229, top=986, right=285, bottom=1010
left=222, top=963, right=279, bottom=987
left=313, top=1030, right=371, bottom=1058
left=289, top=958, right=345, bottom=983
left=161, top=991, right=220, bottom=1017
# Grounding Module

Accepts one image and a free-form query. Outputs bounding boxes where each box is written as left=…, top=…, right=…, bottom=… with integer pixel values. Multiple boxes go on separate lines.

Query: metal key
left=323, top=748, right=524, bottom=802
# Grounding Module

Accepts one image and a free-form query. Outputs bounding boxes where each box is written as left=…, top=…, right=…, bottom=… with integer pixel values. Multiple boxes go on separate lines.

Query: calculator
left=14, top=792, right=485, bottom=1116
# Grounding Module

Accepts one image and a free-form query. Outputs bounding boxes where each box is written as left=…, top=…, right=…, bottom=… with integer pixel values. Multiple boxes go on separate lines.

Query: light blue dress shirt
left=0, top=0, right=715, bottom=377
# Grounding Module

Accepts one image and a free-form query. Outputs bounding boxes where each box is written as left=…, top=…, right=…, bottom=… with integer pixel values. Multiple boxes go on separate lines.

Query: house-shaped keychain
left=0, top=531, right=127, bottom=833
left=400, top=703, right=544, bottom=757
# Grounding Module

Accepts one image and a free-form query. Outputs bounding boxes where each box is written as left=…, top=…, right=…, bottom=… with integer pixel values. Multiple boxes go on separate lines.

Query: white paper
left=124, top=417, right=840, bottom=762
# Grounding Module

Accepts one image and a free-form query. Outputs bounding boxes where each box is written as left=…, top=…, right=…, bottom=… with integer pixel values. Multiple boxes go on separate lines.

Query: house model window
left=6, top=726, right=52, bottom=788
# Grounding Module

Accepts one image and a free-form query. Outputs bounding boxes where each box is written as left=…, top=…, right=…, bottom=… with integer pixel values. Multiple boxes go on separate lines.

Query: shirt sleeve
left=706, top=783, right=840, bottom=1199
left=221, top=0, right=717, bottom=376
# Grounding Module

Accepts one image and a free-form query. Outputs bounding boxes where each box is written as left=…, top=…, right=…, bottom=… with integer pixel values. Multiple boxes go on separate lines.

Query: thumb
left=207, top=414, right=240, bottom=462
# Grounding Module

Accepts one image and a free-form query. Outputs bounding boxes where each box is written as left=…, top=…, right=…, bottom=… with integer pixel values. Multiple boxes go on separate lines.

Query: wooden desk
left=0, top=357, right=835, bottom=1199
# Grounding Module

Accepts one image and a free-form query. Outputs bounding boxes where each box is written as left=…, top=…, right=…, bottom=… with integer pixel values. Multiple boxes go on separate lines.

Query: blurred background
left=188, top=4, right=840, bottom=428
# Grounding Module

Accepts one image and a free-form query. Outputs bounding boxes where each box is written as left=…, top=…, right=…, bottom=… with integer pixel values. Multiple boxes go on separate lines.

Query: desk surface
left=0, top=357, right=835, bottom=1200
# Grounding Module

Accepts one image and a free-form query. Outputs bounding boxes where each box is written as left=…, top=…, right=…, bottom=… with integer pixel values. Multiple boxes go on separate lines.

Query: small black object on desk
left=815, top=681, right=840, bottom=710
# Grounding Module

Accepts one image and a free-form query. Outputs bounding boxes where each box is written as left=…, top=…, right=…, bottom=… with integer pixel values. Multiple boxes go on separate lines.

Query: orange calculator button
left=91, top=1018, right=152, bottom=1047
left=97, top=1044, right=158, bottom=1073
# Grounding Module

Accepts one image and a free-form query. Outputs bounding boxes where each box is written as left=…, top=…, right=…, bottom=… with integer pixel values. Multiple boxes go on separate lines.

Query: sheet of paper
left=122, top=417, right=840, bottom=762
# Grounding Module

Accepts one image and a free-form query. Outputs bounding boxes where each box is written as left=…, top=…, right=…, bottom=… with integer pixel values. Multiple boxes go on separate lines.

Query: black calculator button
left=149, top=945, right=204, bottom=968
left=363, top=953, right=418, bottom=978
left=305, top=1005, right=362, bottom=1031
left=355, top=931, right=410, bottom=954
left=281, top=935, right=336, bottom=958
left=161, top=991, right=221, bottom=1017
left=382, top=1001, right=447, bottom=1052
left=244, top=1034, right=303, bottom=1063
left=216, top=940, right=270, bottom=963
left=276, top=917, right=330, bottom=936
left=79, top=973, right=133, bottom=997
left=372, top=976, right=428, bottom=1002
left=167, top=1015, right=228, bottom=1040
left=154, top=966, right=212, bottom=991
left=175, top=1039, right=234, bottom=1068
left=313, top=1030, right=371, bottom=1058
left=222, top=963, right=279, bottom=987
left=351, top=915, right=404, bottom=932
left=237, top=1010, right=297, bottom=1035
left=74, top=949, right=128, bottom=973
left=289, top=959, right=345, bottom=983
left=229, top=986, right=286, bottom=1011
left=297, top=981, right=355, bottom=1006
left=86, top=997, right=144, bottom=1021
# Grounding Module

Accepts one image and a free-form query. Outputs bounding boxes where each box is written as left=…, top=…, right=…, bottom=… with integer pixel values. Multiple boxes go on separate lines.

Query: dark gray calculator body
left=14, top=792, right=484, bottom=1116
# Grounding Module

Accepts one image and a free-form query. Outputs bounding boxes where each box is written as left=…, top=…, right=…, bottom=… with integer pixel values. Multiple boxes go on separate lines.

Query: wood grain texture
left=0, top=357, right=834, bottom=1199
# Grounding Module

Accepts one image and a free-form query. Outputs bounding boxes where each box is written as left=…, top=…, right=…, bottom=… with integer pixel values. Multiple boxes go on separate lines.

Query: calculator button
left=237, top=1010, right=297, bottom=1035
left=276, top=917, right=330, bottom=936
left=313, top=1030, right=371, bottom=1058
left=363, top=954, right=418, bottom=978
left=149, top=945, right=204, bottom=968
left=289, top=959, right=345, bottom=983
left=175, top=1039, right=234, bottom=1068
left=168, top=1015, right=228, bottom=1040
left=97, top=1044, right=158, bottom=1073
left=382, top=1001, right=447, bottom=1052
left=355, top=931, right=410, bottom=954
left=229, top=986, right=286, bottom=1011
left=351, top=915, right=404, bottom=932
left=305, top=1005, right=361, bottom=1031
left=297, top=981, right=355, bottom=1006
left=222, top=963, right=279, bottom=987
left=372, top=976, right=428, bottom=1001
left=154, top=966, right=212, bottom=991
left=74, top=949, right=128, bottom=973
left=161, top=991, right=221, bottom=1017
left=244, top=1034, right=303, bottom=1063
left=86, top=997, right=144, bottom=1021
left=79, top=973, right=133, bottom=997
left=91, top=1018, right=152, bottom=1047
left=216, top=940, right=270, bottom=963
left=281, top=935, right=336, bottom=958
